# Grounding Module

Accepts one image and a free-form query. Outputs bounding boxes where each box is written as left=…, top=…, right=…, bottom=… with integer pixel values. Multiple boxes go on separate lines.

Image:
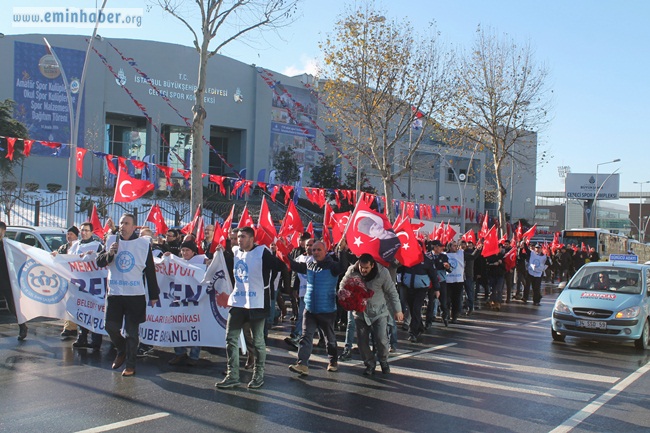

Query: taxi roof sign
left=609, top=254, right=638, bottom=262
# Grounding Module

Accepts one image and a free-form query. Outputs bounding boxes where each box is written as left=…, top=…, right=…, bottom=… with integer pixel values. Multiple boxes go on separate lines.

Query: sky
left=3, top=0, right=649, bottom=200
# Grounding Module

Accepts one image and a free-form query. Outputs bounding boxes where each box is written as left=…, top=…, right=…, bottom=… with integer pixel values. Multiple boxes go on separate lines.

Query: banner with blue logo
left=4, top=240, right=232, bottom=348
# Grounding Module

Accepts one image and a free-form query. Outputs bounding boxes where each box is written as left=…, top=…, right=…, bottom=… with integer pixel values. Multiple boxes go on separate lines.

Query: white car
left=4, top=226, right=67, bottom=252
left=551, top=261, right=650, bottom=350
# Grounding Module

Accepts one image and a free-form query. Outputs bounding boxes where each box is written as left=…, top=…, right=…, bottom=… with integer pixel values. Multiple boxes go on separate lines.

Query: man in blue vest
left=96, top=213, right=159, bottom=377
left=288, top=240, right=348, bottom=376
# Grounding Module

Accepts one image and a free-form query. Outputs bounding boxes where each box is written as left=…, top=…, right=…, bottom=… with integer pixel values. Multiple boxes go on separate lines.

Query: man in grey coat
left=340, top=254, right=403, bottom=375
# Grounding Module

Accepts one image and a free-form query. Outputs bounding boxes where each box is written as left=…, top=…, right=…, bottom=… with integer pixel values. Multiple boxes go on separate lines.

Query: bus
left=561, top=228, right=628, bottom=259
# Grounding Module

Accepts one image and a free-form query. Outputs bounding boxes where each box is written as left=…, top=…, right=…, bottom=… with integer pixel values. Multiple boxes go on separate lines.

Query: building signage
left=565, top=173, right=620, bottom=200
left=13, top=41, right=85, bottom=156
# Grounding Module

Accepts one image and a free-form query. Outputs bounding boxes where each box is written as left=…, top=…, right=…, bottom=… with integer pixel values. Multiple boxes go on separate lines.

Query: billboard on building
left=269, top=83, right=320, bottom=177
left=13, top=41, right=85, bottom=157
left=565, top=173, right=620, bottom=200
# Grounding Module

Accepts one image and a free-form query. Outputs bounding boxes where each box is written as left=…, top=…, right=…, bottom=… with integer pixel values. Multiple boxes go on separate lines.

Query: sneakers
left=247, top=375, right=264, bottom=389
left=339, top=348, right=352, bottom=361
left=216, top=376, right=240, bottom=389
left=407, top=334, right=418, bottom=342
left=17, top=324, right=28, bottom=341
left=327, top=362, right=338, bottom=372
left=363, top=365, right=375, bottom=376
left=168, top=353, right=188, bottom=366
left=380, top=362, right=390, bottom=374
left=289, top=363, right=309, bottom=376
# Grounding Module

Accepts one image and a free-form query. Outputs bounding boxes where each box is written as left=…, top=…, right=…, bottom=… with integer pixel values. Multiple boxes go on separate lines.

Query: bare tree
left=452, top=26, right=551, bottom=234
left=156, top=0, right=301, bottom=212
left=319, top=5, right=454, bottom=219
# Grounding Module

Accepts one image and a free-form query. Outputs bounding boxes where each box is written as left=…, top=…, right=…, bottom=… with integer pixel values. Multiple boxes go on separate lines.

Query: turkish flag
left=346, top=200, right=401, bottom=267
left=255, top=196, right=277, bottom=247
left=503, top=246, right=517, bottom=272
left=478, top=212, right=489, bottom=240
left=145, top=203, right=169, bottom=236
left=222, top=204, right=235, bottom=235
left=322, top=226, right=332, bottom=252
left=481, top=226, right=500, bottom=257
left=239, top=205, right=254, bottom=228
left=442, top=221, right=457, bottom=245
left=515, top=221, right=523, bottom=243
left=5, top=137, right=16, bottom=161
left=278, top=200, right=304, bottom=248
left=433, top=222, right=444, bottom=241
left=76, top=148, right=87, bottom=178
left=208, top=175, right=226, bottom=195
left=22, top=139, right=34, bottom=157
left=324, top=202, right=335, bottom=228
left=306, top=221, right=315, bottom=239
left=89, top=204, right=106, bottom=238
left=522, top=224, right=537, bottom=243
left=394, top=217, right=424, bottom=267
left=209, top=221, right=226, bottom=252
left=113, top=167, right=154, bottom=203
left=331, top=211, right=350, bottom=244
left=105, top=155, right=118, bottom=175
left=181, top=205, right=204, bottom=252
left=462, top=229, right=476, bottom=244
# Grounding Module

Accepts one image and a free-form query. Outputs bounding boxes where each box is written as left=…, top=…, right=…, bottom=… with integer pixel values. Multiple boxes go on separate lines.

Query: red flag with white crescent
left=113, top=167, right=154, bottom=203
left=76, top=148, right=87, bottom=178
left=145, top=203, right=169, bottom=236
left=278, top=200, right=304, bottom=248
left=394, top=217, right=423, bottom=267
left=255, top=196, right=277, bottom=247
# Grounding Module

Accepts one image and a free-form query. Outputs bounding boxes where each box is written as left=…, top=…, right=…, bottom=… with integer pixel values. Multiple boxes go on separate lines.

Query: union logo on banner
left=18, top=259, right=68, bottom=304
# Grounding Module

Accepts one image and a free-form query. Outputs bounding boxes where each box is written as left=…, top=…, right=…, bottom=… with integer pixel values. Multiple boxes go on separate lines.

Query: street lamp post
left=44, top=0, right=108, bottom=227
left=593, top=158, right=621, bottom=228
left=633, top=181, right=650, bottom=241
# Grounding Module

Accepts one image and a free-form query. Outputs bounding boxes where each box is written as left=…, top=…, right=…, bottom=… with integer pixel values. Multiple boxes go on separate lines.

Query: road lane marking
left=549, top=361, right=650, bottom=433
left=416, top=354, right=620, bottom=383
left=74, top=412, right=170, bottom=433
left=394, top=366, right=596, bottom=402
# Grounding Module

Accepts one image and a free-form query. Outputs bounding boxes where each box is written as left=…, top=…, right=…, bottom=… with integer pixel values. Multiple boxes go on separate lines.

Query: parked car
left=551, top=261, right=650, bottom=350
left=4, top=226, right=67, bottom=253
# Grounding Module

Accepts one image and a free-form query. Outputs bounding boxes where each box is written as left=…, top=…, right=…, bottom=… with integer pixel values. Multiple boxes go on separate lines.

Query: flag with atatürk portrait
left=346, top=200, right=401, bottom=267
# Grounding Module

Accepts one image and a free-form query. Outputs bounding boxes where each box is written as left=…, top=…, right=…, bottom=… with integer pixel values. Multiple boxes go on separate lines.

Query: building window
left=105, top=113, right=147, bottom=160
left=209, top=136, right=229, bottom=176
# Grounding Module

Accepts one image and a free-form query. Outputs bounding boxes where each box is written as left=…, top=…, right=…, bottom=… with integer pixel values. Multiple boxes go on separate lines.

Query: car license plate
left=577, top=320, right=607, bottom=330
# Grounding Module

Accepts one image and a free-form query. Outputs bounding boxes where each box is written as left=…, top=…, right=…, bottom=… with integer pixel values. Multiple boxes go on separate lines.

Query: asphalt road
left=1, top=289, right=649, bottom=433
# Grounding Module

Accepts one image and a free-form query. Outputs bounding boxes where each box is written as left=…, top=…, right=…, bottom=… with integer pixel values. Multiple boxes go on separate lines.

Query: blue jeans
left=489, top=275, right=505, bottom=303
left=387, top=315, right=398, bottom=349
left=344, top=310, right=356, bottom=349
left=174, top=346, right=201, bottom=360
left=292, top=297, right=305, bottom=338
left=464, top=278, right=475, bottom=311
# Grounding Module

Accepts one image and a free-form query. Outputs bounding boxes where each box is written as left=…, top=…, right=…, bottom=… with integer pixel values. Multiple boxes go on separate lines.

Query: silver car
left=551, top=261, right=650, bottom=350
left=4, top=226, right=67, bottom=252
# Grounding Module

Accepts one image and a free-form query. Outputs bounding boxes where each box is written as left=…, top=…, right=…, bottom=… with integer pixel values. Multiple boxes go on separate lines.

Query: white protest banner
left=4, top=239, right=232, bottom=348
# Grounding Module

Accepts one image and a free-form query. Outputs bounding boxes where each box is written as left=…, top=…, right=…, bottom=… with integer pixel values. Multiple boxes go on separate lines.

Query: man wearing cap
left=58, top=226, right=80, bottom=339
left=96, top=213, right=159, bottom=377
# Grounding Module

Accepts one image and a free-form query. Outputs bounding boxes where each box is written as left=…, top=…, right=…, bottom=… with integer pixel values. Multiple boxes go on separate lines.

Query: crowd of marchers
left=0, top=216, right=579, bottom=389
